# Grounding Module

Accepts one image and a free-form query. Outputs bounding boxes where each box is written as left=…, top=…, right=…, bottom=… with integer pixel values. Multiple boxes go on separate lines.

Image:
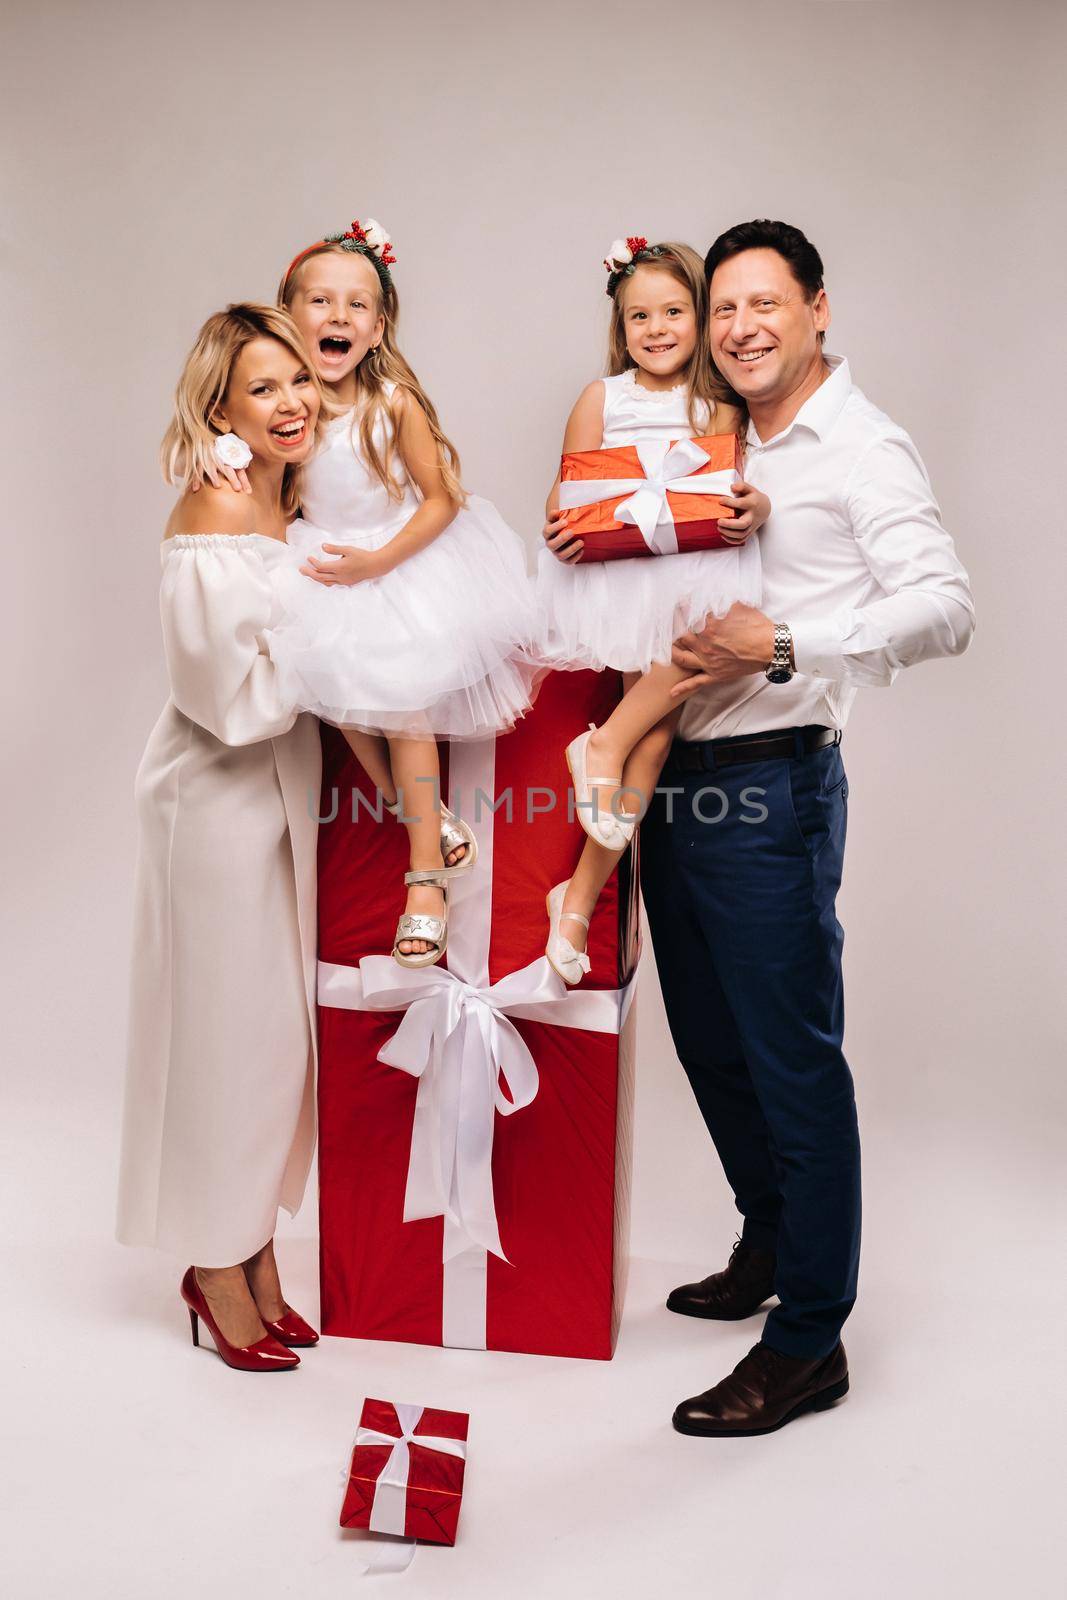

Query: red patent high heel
left=261, top=1307, right=319, bottom=1348
left=181, top=1267, right=300, bottom=1372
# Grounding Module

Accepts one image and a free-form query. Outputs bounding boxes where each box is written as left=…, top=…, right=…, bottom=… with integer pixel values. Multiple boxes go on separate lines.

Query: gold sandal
left=385, top=800, right=478, bottom=870
left=392, top=868, right=459, bottom=969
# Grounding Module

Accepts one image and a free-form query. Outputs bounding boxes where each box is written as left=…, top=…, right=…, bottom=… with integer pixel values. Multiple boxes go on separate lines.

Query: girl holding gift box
left=259, top=220, right=541, bottom=968
left=537, top=239, right=769, bottom=982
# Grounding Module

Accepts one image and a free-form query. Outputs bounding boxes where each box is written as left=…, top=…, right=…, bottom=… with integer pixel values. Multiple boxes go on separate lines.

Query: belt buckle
left=672, top=741, right=705, bottom=773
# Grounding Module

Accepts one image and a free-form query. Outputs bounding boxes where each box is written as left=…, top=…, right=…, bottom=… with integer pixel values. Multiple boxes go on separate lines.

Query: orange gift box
left=559, top=432, right=743, bottom=562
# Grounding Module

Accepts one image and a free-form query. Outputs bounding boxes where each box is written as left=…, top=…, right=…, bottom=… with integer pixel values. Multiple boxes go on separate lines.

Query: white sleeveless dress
left=535, top=370, right=762, bottom=673
left=267, top=389, right=540, bottom=739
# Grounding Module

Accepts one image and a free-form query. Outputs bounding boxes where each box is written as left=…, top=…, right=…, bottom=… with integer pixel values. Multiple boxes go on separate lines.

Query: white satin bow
left=558, top=436, right=735, bottom=555
left=317, top=953, right=630, bottom=1264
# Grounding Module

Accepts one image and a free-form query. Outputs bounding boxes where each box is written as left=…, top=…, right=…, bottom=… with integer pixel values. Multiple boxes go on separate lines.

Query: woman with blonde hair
left=117, top=303, right=329, bottom=1371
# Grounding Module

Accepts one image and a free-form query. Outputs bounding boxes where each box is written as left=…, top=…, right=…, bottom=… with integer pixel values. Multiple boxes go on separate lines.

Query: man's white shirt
left=677, top=353, right=975, bottom=741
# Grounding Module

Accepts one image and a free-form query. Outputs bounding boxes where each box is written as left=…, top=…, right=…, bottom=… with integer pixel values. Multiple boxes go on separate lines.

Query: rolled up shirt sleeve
left=790, top=430, right=975, bottom=687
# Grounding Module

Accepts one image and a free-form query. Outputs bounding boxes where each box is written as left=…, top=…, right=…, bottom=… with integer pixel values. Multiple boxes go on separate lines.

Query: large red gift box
left=559, top=432, right=743, bottom=560
left=340, top=1398, right=468, bottom=1546
left=316, top=669, right=638, bottom=1358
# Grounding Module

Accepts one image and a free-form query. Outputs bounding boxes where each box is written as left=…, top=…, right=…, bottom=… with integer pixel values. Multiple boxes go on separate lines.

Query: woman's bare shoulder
left=164, top=486, right=258, bottom=539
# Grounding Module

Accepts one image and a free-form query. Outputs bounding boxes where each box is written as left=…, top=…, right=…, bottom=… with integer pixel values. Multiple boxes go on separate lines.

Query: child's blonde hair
left=607, top=241, right=744, bottom=436
left=161, top=302, right=330, bottom=519
left=279, top=243, right=466, bottom=506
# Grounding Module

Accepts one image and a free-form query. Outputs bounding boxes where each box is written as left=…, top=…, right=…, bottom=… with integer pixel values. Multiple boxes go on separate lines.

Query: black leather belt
left=668, top=724, right=841, bottom=772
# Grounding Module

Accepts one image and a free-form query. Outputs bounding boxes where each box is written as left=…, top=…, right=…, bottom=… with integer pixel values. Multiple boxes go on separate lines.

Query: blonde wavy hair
left=607, top=241, right=745, bottom=436
left=279, top=243, right=466, bottom=506
left=161, top=302, right=331, bottom=519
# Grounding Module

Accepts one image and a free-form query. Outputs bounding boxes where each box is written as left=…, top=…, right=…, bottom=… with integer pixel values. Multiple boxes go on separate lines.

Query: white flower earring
left=213, top=432, right=253, bottom=470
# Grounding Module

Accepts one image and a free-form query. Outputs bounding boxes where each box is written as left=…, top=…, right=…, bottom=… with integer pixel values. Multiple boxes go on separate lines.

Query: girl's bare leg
left=341, top=728, right=466, bottom=865
left=389, top=736, right=445, bottom=955
left=558, top=699, right=681, bottom=955
left=583, top=662, right=691, bottom=827
left=341, top=728, right=395, bottom=804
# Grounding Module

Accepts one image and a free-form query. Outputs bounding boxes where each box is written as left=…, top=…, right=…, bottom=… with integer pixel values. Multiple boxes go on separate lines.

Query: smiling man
left=639, top=219, right=975, bottom=1437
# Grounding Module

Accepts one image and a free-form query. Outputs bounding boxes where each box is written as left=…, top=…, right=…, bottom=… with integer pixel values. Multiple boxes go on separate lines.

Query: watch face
left=766, top=667, right=793, bottom=685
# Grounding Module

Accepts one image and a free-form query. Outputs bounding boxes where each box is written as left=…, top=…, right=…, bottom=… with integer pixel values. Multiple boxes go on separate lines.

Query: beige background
left=3, top=2, right=1064, bottom=1596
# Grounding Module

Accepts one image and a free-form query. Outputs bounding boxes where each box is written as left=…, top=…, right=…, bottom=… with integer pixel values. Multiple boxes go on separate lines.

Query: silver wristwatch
left=766, top=623, right=795, bottom=685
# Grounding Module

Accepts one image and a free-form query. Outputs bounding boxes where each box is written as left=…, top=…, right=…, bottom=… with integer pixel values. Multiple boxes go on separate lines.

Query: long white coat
left=117, top=533, right=321, bottom=1266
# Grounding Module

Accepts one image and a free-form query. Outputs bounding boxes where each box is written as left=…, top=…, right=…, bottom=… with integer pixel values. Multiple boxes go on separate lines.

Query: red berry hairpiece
left=603, top=235, right=664, bottom=297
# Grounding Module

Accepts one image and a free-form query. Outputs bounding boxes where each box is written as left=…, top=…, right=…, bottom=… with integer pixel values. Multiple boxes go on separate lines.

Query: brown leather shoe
left=672, top=1341, right=849, bottom=1437
left=666, top=1238, right=777, bottom=1321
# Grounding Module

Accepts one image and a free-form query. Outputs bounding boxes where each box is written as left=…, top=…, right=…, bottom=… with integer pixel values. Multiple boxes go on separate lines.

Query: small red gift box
left=340, top=1398, right=468, bottom=1546
left=316, top=670, right=638, bottom=1359
left=559, top=432, right=743, bottom=561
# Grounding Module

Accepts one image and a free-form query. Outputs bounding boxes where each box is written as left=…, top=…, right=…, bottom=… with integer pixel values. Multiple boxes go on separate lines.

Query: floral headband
left=603, top=236, right=665, bottom=297
left=285, top=218, right=397, bottom=296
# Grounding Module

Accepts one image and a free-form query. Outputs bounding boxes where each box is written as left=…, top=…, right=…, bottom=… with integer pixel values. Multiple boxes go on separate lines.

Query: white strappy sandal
left=545, top=881, right=592, bottom=987
left=564, top=725, right=636, bottom=852
left=385, top=799, right=478, bottom=870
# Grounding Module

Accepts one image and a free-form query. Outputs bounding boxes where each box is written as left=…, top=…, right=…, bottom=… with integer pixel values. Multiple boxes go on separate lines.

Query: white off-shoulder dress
left=116, top=534, right=320, bottom=1267
left=535, top=371, right=763, bottom=673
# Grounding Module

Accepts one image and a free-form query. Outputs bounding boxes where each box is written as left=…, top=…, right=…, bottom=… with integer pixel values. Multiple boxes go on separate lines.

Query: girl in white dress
left=267, top=219, right=540, bottom=968
left=536, top=240, right=769, bottom=983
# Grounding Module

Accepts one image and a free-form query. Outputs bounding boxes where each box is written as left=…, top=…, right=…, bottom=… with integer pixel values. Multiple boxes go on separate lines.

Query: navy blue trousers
left=640, top=734, right=861, bottom=1359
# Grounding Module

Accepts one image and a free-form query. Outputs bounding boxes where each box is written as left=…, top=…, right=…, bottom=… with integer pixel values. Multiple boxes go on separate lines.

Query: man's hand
left=669, top=603, right=777, bottom=700
left=542, top=509, right=584, bottom=563
left=300, top=544, right=388, bottom=586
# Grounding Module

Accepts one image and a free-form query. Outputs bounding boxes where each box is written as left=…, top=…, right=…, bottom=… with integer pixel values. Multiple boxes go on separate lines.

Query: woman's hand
left=543, top=509, right=584, bottom=564
left=300, top=544, right=388, bottom=585
left=190, top=461, right=252, bottom=495
left=716, top=480, right=771, bottom=544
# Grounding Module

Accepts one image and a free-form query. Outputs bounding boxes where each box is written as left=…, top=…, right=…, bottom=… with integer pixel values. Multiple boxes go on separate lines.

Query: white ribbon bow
left=318, top=953, right=632, bottom=1265
left=557, top=436, right=735, bottom=556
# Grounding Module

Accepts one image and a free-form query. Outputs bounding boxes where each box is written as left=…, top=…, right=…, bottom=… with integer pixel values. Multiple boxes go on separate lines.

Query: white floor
left=5, top=1106, right=1062, bottom=1600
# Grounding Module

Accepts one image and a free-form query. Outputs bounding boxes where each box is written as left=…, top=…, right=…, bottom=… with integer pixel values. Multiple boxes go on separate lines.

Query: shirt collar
left=746, top=352, right=852, bottom=448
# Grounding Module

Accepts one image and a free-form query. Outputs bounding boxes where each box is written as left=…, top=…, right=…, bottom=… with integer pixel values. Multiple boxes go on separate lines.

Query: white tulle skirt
left=534, top=537, right=763, bottom=674
left=268, top=496, right=542, bottom=739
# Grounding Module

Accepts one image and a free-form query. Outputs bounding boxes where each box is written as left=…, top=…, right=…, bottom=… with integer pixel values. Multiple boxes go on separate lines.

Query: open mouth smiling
left=270, top=418, right=308, bottom=447
left=730, top=347, right=775, bottom=366
left=319, top=336, right=352, bottom=358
